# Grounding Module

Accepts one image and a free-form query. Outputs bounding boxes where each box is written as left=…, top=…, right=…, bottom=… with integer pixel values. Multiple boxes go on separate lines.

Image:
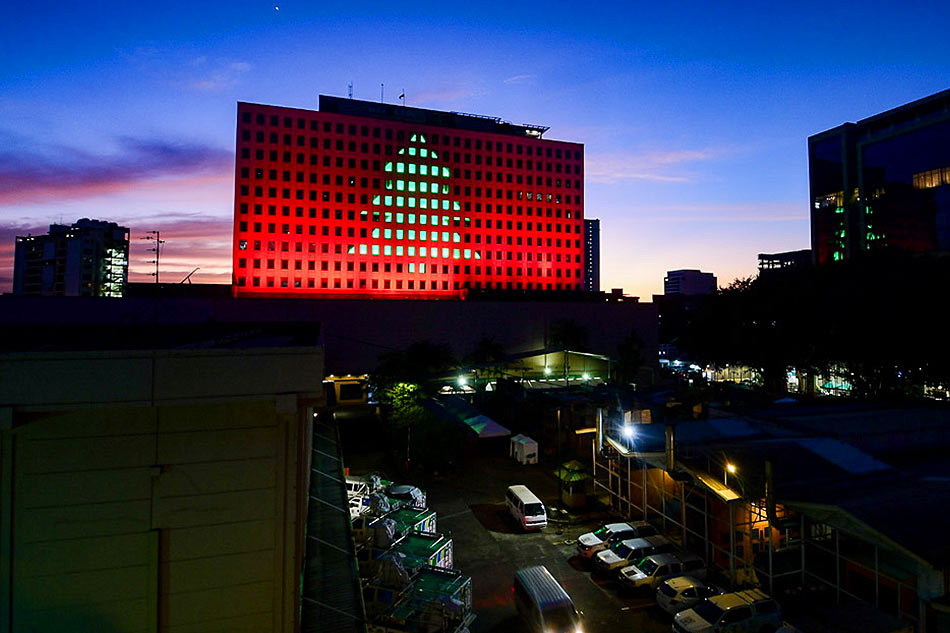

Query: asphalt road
left=421, top=452, right=674, bottom=633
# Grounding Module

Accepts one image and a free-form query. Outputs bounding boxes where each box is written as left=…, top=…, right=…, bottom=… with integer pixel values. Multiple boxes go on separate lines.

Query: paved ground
left=343, top=427, right=673, bottom=633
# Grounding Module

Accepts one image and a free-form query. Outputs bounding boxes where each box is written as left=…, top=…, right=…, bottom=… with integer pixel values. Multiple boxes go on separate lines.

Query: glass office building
left=809, top=89, right=950, bottom=265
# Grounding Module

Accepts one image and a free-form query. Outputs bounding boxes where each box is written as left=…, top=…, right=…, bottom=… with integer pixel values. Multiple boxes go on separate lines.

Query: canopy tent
left=427, top=395, right=511, bottom=439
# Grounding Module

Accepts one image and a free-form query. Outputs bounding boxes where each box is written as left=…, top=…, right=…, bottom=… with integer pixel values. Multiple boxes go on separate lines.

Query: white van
left=513, top=565, right=583, bottom=633
left=506, top=485, right=547, bottom=530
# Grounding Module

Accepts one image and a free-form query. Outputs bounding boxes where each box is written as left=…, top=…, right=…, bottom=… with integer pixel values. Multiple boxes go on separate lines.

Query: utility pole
left=142, top=231, right=165, bottom=284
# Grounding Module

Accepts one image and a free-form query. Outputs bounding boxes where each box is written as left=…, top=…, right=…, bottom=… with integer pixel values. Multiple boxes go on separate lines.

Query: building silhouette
left=13, top=218, right=129, bottom=296
left=809, top=88, right=950, bottom=264
left=663, top=269, right=717, bottom=296
left=233, top=96, right=584, bottom=298
left=584, top=218, right=600, bottom=292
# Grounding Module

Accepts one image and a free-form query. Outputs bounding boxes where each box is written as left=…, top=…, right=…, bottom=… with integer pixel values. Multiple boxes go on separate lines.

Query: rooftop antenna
left=348, top=82, right=353, bottom=99
left=142, top=230, right=165, bottom=284
left=380, top=83, right=384, bottom=103
left=180, top=267, right=200, bottom=284
left=399, top=88, right=405, bottom=106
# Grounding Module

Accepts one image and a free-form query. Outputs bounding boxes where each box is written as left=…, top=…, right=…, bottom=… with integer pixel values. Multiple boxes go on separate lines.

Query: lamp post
left=725, top=461, right=736, bottom=486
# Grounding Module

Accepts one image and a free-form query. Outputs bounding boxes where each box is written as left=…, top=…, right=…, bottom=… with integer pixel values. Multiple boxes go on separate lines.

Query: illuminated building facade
left=13, top=218, right=129, bottom=297
left=809, top=88, right=950, bottom=265
left=233, top=96, right=584, bottom=297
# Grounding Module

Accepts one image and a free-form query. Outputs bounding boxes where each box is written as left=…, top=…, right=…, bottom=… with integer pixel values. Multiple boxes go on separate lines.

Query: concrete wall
left=0, top=346, right=323, bottom=633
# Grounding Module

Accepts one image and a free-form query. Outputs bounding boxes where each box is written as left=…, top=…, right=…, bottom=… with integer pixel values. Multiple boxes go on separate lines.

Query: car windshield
left=658, top=582, right=678, bottom=597
left=544, top=606, right=578, bottom=633
left=524, top=502, right=544, bottom=516
left=612, top=543, right=632, bottom=557
left=693, top=600, right=725, bottom=623
left=639, top=559, right=660, bottom=575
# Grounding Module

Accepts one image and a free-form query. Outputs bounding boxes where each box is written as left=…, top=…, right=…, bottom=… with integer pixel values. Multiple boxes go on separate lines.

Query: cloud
left=586, top=147, right=731, bottom=183
left=0, top=136, right=233, bottom=204
left=625, top=201, right=806, bottom=223
left=189, top=60, right=253, bottom=92
left=503, top=74, right=534, bottom=85
left=411, top=84, right=482, bottom=107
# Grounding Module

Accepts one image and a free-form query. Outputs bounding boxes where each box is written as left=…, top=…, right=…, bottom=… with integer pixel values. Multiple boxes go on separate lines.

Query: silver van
left=513, top=565, right=582, bottom=633
left=618, top=551, right=706, bottom=591
left=506, top=485, right=547, bottom=530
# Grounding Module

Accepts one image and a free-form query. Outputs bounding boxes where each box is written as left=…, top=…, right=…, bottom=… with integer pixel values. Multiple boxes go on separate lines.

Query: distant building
left=583, top=218, right=600, bottom=292
left=809, top=88, right=950, bottom=264
left=13, top=218, right=129, bottom=296
left=758, top=249, right=812, bottom=275
left=664, top=269, right=717, bottom=296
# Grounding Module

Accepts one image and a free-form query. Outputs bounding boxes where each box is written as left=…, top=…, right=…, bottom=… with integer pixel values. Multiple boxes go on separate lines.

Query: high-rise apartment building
left=232, top=96, right=584, bottom=298
left=809, top=89, right=950, bottom=264
left=13, top=218, right=129, bottom=297
left=584, top=218, right=600, bottom=292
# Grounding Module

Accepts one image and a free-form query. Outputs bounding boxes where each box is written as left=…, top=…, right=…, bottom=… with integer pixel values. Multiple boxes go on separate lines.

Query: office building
left=233, top=96, right=584, bottom=298
left=758, top=249, right=812, bottom=275
left=809, top=88, right=950, bottom=264
left=583, top=218, right=600, bottom=292
left=13, top=218, right=129, bottom=296
left=663, top=269, right=717, bottom=296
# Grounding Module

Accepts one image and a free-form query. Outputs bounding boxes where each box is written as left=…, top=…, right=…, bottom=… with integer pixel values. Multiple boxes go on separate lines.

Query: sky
left=1, top=1, right=947, bottom=299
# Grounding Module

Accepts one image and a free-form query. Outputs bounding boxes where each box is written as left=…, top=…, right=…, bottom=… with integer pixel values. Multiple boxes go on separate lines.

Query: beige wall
left=0, top=346, right=323, bottom=633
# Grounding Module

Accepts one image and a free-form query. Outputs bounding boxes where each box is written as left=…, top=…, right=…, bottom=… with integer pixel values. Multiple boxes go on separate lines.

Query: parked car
left=655, top=576, right=723, bottom=615
left=618, top=552, right=705, bottom=591
left=673, top=588, right=782, bottom=633
left=593, top=535, right=672, bottom=573
left=576, top=521, right=654, bottom=559
left=506, top=485, right=547, bottom=530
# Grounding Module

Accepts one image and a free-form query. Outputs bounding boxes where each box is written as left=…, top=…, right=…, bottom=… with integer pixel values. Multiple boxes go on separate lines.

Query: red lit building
left=232, top=96, right=584, bottom=298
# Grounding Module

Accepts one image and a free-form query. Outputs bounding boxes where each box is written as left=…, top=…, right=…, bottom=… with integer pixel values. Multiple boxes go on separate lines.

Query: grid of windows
left=232, top=99, right=584, bottom=296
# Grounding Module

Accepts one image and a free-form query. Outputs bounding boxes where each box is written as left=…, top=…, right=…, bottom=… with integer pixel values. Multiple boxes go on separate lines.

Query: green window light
left=453, top=248, right=460, bottom=259
left=384, top=196, right=393, bottom=206
left=373, top=194, right=381, bottom=205
left=385, top=212, right=393, bottom=222
left=396, top=229, right=404, bottom=239
left=372, top=245, right=380, bottom=255
left=372, top=228, right=380, bottom=238
left=384, top=228, right=392, bottom=239
left=384, top=245, right=392, bottom=256
left=409, top=262, right=415, bottom=273
left=359, top=244, right=367, bottom=254
left=396, top=162, right=405, bottom=173
left=347, top=245, right=356, bottom=254
left=384, top=162, right=393, bottom=172
left=396, top=246, right=403, bottom=256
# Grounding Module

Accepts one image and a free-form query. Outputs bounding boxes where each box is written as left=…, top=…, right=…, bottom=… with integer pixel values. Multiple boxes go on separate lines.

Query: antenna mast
left=348, top=82, right=353, bottom=99
left=142, top=231, right=165, bottom=284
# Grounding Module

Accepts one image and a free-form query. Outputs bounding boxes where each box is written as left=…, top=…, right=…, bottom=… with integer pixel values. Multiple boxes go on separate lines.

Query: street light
left=725, top=462, right=736, bottom=486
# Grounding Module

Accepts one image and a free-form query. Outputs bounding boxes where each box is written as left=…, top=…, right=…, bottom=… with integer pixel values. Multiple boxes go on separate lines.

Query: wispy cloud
left=0, top=135, right=232, bottom=204
left=190, top=59, right=253, bottom=92
left=630, top=201, right=806, bottom=223
left=503, top=74, right=534, bottom=85
left=586, top=147, right=732, bottom=184
left=411, top=84, right=482, bottom=107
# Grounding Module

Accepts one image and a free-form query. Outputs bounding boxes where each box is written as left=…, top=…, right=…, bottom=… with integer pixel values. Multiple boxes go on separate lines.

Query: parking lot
left=418, top=452, right=674, bottom=633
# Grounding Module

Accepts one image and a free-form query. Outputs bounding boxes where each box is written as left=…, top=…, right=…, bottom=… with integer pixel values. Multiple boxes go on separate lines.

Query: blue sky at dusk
left=1, top=1, right=947, bottom=297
